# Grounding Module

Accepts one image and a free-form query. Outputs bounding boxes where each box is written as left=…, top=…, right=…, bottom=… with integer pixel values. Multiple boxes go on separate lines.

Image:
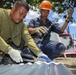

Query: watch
left=65, top=20, right=69, bottom=23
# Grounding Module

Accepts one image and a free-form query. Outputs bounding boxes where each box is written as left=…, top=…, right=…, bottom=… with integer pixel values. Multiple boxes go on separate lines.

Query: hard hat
left=40, top=1, right=52, bottom=10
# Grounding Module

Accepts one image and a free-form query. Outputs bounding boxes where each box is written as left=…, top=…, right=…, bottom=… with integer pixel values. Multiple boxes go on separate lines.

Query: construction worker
left=27, top=0, right=74, bottom=60
left=0, top=0, right=51, bottom=64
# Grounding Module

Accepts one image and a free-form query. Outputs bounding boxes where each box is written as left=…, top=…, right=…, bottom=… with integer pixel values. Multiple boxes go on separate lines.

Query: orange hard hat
left=40, top=0, right=52, bottom=10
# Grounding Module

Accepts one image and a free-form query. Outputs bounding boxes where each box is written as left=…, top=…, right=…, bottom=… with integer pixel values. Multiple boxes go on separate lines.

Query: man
left=27, top=0, right=74, bottom=60
left=0, top=0, right=51, bottom=64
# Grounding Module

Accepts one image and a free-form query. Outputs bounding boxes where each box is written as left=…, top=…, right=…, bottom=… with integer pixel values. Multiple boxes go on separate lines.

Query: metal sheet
left=0, top=62, right=73, bottom=75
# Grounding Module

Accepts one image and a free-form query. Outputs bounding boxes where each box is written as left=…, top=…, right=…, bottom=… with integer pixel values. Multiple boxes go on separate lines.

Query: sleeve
left=22, top=23, right=41, bottom=56
left=0, top=9, right=2, bottom=33
left=27, top=19, right=35, bottom=28
left=0, top=9, right=12, bottom=53
left=51, top=23, right=63, bottom=34
left=0, top=36, right=12, bottom=53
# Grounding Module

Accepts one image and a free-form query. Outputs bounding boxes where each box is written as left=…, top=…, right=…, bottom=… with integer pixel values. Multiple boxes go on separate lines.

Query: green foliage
left=51, top=0, right=76, bottom=13
left=0, top=0, right=76, bottom=13
left=27, top=0, right=76, bottom=14
left=0, top=0, right=15, bottom=9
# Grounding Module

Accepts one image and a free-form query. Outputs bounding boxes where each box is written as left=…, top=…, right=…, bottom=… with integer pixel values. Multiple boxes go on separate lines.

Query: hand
left=35, top=26, right=48, bottom=36
left=38, top=52, right=52, bottom=63
left=66, top=8, right=74, bottom=22
left=8, top=49, right=23, bottom=63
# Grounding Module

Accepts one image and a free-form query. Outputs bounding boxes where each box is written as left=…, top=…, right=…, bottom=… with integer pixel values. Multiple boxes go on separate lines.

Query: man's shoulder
left=0, top=8, right=4, bottom=10
left=47, top=19, right=52, bottom=23
left=0, top=8, right=7, bottom=12
left=31, top=17, right=39, bottom=21
left=0, top=8, right=4, bottom=13
left=0, top=8, right=10, bottom=14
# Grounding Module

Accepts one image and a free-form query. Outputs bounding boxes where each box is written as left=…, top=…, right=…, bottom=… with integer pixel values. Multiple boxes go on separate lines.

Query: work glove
left=38, top=52, right=52, bottom=63
left=8, top=49, right=23, bottom=63
left=66, top=8, right=74, bottom=22
left=35, top=26, right=48, bottom=36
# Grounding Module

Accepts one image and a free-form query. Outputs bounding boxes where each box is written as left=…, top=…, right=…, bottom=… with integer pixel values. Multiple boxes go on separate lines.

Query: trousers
left=39, top=40, right=66, bottom=60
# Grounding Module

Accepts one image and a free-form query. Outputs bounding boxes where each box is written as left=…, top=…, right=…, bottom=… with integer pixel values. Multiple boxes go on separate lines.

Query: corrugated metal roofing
left=0, top=62, right=73, bottom=75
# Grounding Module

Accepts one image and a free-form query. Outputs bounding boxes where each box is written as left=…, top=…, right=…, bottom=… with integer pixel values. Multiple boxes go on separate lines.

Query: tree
left=0, top=0, right=76, bottom=13
left=26, top=0, right=76, bottom=13
left=0, top=0, right=15, bottom=9
left=50, top=0, right=76, bottom=13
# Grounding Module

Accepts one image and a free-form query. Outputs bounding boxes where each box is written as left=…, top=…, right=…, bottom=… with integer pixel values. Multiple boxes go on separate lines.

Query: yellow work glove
left=35, top=26, right=48, bottom=36
left=66, top=8, right=74, bottom=22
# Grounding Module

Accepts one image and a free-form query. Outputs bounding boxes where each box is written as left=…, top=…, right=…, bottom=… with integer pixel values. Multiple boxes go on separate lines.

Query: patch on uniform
left=30, top=23, right=34, bottom=27
left=35, top=22, right=40, bottom=27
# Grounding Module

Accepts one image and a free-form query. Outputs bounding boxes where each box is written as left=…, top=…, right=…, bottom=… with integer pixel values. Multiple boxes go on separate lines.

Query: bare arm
left=27, top=28, right=35, bottom=34
left=60, top=8, right=74, bottom=32
left=60, top=21, right=69, bottom=32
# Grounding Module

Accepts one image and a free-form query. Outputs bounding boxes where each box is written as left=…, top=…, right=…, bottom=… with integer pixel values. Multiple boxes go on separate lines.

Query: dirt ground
left=54, top=57, right=76, bottom=75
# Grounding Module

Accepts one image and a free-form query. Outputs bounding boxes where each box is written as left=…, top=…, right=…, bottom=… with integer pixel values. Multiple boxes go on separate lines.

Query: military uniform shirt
left=0, top=8, right=41, bottom=56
